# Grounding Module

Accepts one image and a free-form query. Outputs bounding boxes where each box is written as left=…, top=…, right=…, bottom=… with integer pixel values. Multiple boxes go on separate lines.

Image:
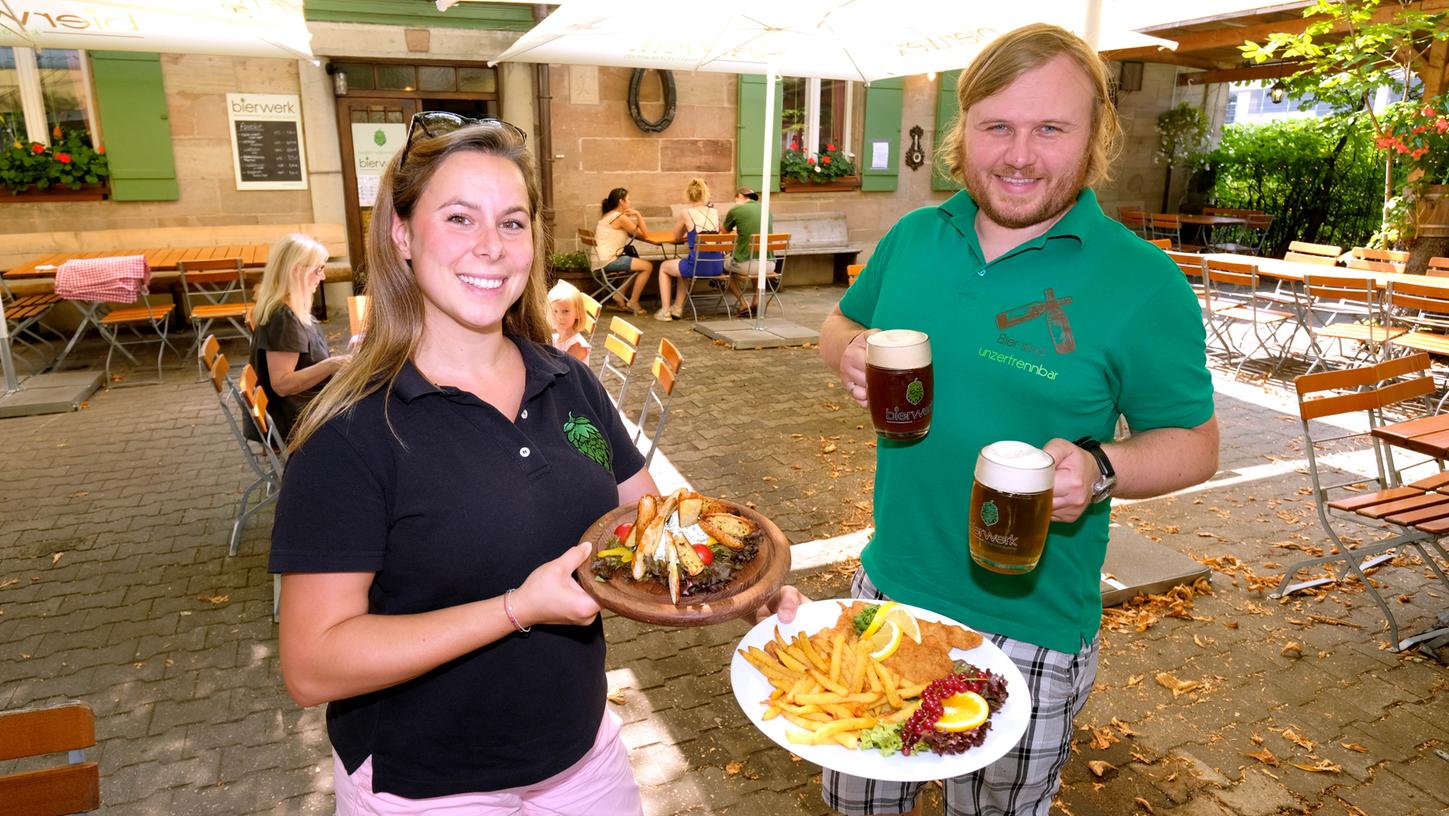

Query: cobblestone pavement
left=1, top=285, right=1446, bottom=816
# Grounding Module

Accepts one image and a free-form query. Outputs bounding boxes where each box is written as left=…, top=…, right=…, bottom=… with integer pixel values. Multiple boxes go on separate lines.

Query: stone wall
left=1, top=53, right=316, bottom=235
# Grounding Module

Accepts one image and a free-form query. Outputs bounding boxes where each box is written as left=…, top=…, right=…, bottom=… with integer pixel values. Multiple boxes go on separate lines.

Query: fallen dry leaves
left=1340, top=742, right=1368, bottom=753
left=1154, top=672, right=1201, bottom=698
left=196, top=594, right=229, bottom=605
left=1245, top=747, right=1279, bottom=766
left=1290, top=759, right=1343, bottom=773
left=1086, top=760, right=1116, bottom=777
left=1134, top=796, right=1154, bottom=813
left=1100, top=579, right=1212, bottom=634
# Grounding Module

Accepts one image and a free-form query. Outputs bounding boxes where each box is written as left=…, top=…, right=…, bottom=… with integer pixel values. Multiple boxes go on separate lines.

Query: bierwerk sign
left=226, top=93, right=308, bottom=191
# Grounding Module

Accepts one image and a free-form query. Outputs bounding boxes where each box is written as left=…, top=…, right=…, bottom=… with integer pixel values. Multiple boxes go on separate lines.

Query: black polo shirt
left=269, top=337, right=644, bottom=798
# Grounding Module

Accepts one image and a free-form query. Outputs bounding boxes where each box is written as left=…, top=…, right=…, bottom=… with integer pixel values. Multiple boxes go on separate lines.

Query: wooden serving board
left=574, top=499, right=791, bottom=627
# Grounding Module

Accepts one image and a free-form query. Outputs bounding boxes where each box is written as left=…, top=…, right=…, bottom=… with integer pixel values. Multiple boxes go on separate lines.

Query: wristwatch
left=1073, top=437, right=1117, bottom=504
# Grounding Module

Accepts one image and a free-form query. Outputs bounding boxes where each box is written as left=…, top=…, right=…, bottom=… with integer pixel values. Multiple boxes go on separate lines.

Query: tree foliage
left=1209, top=116, right=1383, bottom=255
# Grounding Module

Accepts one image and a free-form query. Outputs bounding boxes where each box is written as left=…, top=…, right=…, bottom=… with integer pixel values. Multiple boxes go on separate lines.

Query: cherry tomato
left=693, top=544, right=714, bottom=565
left=613, top=523, right=633, bottom=541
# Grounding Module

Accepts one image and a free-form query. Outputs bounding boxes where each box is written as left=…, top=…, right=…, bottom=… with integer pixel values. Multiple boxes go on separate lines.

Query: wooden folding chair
left=1300, top=271, right=1404, bottom=373
left=1284, top=354, right=1449, bottom=651
left=846, top=263, right=864, bottom=287
left=346, top=294, right=369, bottom=342
left=0, top=701, right=99, bottom=816
left=1117, top=206, right=1148, bottom=238
left=733, top=233, right=791, bottom=317
left=207, top=356, right=284, bottom=562
left=680, top=231, right=735, bottom=322
left=598, top=316, right=643, bottom=409
left=1145, top=237, right=1172, bottom=250
left=1384, top=279, right=1449, bottom=410
left=1348, top=246, right=1408, bottom=272
left=1203, top=257, right=1295, bottom=378
left=633, top=338, right=683, bottom=468
left=1427, top=256, right=1449, bottom=279
left=1284, top=240, right=1341, bottom=265
left=179, top=257, right=253, bottom=376
left=579, top=227, right=636, bottom=307
left=1149, top=214, right=1201, bottom=252
left=578, top=291, right=602, bottom=365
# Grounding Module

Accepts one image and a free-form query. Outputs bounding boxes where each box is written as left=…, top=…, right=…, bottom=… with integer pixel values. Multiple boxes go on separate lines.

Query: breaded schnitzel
left=810, top=601, right=983, bottom=685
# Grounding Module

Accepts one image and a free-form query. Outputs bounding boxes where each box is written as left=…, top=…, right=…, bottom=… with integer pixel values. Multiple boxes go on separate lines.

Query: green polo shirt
left=840, top=189, right=1213, bottom=653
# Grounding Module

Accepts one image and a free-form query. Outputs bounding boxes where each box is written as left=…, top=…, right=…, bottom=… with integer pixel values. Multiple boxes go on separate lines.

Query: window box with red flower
left=1374, top=94, right=1449, bottom=244
left=0, top=126, right=110, bottom=201
left=779, top=143, right=859, bottom=192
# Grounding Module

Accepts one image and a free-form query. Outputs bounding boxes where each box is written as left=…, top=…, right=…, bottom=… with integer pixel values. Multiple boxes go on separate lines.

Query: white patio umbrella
left=491, top=0, right=1175, bottom=329
left=0, top=0, right=312, bottom=60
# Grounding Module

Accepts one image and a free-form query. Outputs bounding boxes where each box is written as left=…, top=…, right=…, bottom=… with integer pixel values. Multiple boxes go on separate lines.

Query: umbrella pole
left=756, top=63, right=776, bottom=331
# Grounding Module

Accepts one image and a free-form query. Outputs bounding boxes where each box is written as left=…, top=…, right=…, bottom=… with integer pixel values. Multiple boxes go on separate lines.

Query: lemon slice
left=884, top=606, right=922, bottom=644
left=860, top=601, right=899, bottom=639
left=864, top=620, right=902, bottom=661
left=936, top=691, right=989, bottom=732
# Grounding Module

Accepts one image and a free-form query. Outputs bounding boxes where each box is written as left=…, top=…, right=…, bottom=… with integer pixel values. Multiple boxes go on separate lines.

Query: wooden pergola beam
left=1104, top=0, right=1449, bottom=63
left=1176, top=61, right=1306, bottom=86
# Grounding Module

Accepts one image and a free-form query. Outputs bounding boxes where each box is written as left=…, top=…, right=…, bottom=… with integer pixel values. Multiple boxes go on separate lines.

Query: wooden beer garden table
left=1372, top=413, right=1449, bottom=460
left=4, top=244, right=272, bottom=281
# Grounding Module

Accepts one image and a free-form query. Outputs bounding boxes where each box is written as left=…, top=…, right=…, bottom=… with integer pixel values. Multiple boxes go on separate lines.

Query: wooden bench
left=772, top=212, right=864, bottom=285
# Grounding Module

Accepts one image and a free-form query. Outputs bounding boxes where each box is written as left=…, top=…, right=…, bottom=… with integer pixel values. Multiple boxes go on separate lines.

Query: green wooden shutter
left=90, top=52, right=178, bottom=201
left=933, top=70, right=962, bottom=191
left=860, top=78, right=903, bottom=192
left=736, top=74, right=782, bottom=193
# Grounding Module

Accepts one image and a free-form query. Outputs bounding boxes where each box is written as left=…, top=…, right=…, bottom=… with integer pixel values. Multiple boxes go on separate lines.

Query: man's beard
left=964, top=156, right=1088, bottom=231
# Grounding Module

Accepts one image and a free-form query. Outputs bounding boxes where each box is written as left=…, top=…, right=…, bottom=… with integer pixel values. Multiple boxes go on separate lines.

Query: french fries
left=741, top=614, right=929, bottom=751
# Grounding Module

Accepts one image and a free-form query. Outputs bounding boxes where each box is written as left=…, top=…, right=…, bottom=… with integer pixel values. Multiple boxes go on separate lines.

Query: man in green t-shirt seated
left=818, top=23, right=1219, bottom=816
left=722, top=187, right=775, bottom=314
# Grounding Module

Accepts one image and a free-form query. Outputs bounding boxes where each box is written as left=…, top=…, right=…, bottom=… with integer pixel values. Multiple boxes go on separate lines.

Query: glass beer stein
left=865, top=330, right=932, bottom=441
left=968, top=441, right=1055, bottom=574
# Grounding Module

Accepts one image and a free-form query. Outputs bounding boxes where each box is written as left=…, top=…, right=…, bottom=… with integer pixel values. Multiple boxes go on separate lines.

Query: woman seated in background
left=247, top=233, right=351, bottom=442
left=594, top=186, right=652, bottom=315
left=653, top=177, right=723, bottom=322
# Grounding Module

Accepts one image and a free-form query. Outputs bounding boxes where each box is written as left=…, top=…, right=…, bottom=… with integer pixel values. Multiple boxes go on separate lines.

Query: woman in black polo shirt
left=270, top=116, right=659, bottom=813
left=247, top=233, right=351, bottom=442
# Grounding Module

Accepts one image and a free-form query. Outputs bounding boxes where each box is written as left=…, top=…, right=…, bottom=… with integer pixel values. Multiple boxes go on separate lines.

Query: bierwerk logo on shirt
left=978, top=288, right=1076, bottom=380
left=563, top=412, right=612, bottom=471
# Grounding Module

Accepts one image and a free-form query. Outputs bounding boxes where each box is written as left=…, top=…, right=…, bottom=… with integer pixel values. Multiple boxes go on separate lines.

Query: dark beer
left=968, top=442, right=1055, bottom=574
left=865, top=330, right=932, bottom=441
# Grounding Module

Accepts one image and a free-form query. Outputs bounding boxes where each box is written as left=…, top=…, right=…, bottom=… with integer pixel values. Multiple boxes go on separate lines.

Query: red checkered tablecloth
left=55, top=255, right=151, bottom=303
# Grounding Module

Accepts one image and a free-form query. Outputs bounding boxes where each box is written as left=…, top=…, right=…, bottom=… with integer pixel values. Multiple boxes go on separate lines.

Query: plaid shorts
left=821, top=570, right=1100, bottom=816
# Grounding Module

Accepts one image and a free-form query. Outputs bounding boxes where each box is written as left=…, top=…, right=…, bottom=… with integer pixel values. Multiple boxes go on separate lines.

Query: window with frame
left=779, top=77, right=858, bottom=184
left=0, top=47, right=100, bottom=147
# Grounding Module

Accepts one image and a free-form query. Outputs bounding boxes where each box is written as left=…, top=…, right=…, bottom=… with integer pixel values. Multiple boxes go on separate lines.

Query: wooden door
left=336, top=98, right=421, bottom=292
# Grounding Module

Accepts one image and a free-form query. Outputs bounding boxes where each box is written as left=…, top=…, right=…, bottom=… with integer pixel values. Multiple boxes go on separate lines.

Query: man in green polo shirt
left=723, top=187, right=775, bottom=314
left=818, top=24, right=1219, bottom=816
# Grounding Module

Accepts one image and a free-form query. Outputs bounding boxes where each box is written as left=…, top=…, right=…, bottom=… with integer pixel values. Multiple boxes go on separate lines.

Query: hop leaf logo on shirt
left=564, top=412, right=612, bottom=471
left=981, top=500, right=999, bottom=527
left=906, top=378, right=925, bottom=406
left=374, top=129, right=387, bottom=147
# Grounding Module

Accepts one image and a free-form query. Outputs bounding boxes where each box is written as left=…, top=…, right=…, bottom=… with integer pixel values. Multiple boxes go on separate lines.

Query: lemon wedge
left=884, top=606, right=922, bottom=644
left=864, top=620, right=902, bottom=661
left=936, top=691, right=989, bottom=732
left=860, top=601, right=899, bottom=639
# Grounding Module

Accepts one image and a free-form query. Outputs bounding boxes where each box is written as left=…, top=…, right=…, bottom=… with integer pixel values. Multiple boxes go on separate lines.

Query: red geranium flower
left=96, top=146, right=105, bottom=154
left=30, top=143, right=44, bottom=153
left=822, top=155, right=832, bottom=165
left=807, top=156, right=816, bottom=165
left=56, top=153, right=71, bottom=164
left=826, top=143, right=836, bottom=152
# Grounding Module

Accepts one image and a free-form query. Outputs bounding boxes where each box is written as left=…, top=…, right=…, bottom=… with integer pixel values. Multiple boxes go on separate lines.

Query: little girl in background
left=548, top=280, right=591, bottom=362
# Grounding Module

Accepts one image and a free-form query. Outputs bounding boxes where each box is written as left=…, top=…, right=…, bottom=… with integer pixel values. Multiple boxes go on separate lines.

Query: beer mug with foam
left=969, top=441, right=1055, bottom=574
left=865, top=330, right=932, bottom=441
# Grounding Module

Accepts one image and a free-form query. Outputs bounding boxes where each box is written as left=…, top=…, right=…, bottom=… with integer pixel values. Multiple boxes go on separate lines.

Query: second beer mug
left=866, top=330, right=933, bottom=441
left=968, top=441, right=1055, bottom=575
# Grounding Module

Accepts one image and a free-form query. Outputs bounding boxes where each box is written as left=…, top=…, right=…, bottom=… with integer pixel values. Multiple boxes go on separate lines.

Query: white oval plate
left=730, top=599, right=1031, bottom=782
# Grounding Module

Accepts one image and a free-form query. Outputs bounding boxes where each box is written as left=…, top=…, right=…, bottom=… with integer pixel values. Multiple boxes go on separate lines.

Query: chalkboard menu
left=235, top=120, right=303, bottom=184
left=226, top=93, right=308, bottom=191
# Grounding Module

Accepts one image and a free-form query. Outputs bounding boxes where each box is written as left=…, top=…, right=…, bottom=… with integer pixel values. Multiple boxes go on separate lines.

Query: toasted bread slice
left=677, top=493, right=703, bottom=527
left=698, top=512, right=760, bottom=549
left=672, top=531, right=705, bottom=576
left=698, top=497, right=734, bottom=518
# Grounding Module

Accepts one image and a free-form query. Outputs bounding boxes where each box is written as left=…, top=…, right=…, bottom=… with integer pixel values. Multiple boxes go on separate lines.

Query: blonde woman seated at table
left=247, top=233, right=351, bottom=442
left=595, top=186, right=652, bottom=315
left=653, top=178, right=724, bottom=322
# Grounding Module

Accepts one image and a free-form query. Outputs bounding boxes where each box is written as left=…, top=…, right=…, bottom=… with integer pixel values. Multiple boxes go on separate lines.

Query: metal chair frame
left=680, top=231, right=737, bottom=322
left=732, top=233, right=791, bottom=318
left=633, top=338, right=683, bottom=468
left=1284, top=354, right=1449, bottom=651
left=579, top=227, right=637, bottom=307
left=179, top=257, right=253, bottom=376
left=597, top=315, right=643, bottom=409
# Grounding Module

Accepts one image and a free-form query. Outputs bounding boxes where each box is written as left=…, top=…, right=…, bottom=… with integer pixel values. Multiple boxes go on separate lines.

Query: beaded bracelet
left=504, top=588, right=531, bottom=634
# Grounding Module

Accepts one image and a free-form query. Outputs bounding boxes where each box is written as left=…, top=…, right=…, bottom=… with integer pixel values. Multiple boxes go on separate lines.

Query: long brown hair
left=289, top=122, right=550, bottom=451
left=937, top=23, right=1123, bottom=189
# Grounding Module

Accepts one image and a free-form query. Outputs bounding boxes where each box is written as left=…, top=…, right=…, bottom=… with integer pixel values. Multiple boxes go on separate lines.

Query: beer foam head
left=866, top=329, right=931, bottom=369
left=976, top=441, right=1055, bottom=494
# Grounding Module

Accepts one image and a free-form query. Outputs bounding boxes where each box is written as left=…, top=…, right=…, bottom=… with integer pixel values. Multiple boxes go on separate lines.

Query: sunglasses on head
left=398, top=111, right=526, bottom=168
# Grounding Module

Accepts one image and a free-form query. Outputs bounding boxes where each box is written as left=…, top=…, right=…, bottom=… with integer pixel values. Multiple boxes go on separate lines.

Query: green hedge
left=1209, top=116, right=1384, bottom=256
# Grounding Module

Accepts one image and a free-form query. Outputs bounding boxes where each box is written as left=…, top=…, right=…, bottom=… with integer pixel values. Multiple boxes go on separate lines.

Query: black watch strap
left=1073, top=436, right=1115, bottom=479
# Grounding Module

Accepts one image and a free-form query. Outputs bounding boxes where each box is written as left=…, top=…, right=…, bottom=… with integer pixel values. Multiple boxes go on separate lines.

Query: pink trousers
left=333, top=711, right=641, bottom=815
